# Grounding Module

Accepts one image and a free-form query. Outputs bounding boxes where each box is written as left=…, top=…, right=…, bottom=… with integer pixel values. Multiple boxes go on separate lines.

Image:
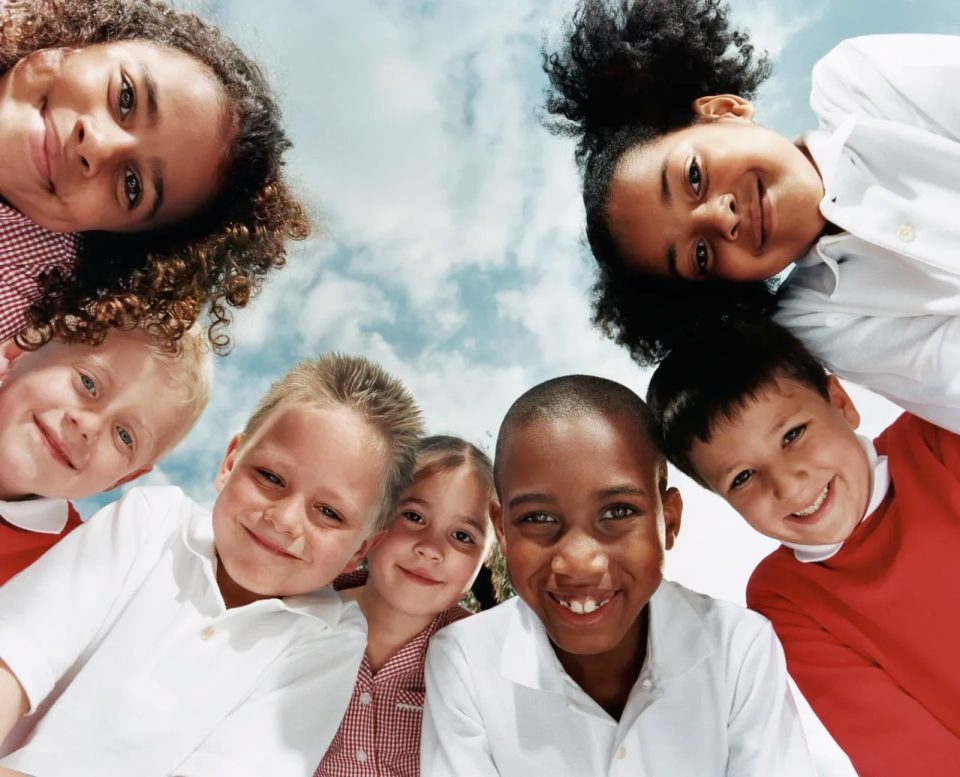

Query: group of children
left=0, top=0, right=955, bottom=774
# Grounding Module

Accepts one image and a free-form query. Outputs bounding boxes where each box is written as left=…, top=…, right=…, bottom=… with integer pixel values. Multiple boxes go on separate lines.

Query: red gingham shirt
left=0, top=201, right=77, bottom=341
left=316, top=571, right=472, bottom=777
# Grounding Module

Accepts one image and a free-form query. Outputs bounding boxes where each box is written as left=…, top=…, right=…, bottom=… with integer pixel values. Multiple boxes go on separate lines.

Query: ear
left=0, top=340, right=25, bottom=378
left=214, top=434, right=244, bottom=493
left=826, top=375, right=861, bottom=431
left=106, top=466, right=153, bottom=492
left=692, top=94, right=756, bottom=122
left=491, top=500, right=506, bottom=550
left=662, top=487, right=683, bottom=551
left=340, top=529, right=387, bottom=574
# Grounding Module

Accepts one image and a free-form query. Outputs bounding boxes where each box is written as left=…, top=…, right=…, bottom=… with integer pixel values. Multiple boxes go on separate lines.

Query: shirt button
left=200, top=625, right=215, bottom=641
left=895, top=223, right=916, bottom=242
left=617, top=746, right=627, bottom=760
left=359, top=691, right=372, bottom=706
left=356, top=748, right=367, bottom=763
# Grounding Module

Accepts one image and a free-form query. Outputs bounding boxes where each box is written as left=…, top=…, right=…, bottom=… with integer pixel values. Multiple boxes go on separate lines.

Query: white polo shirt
left=0, top=486, right=367, bottom=777
left=0, top=497, right=70, bottom=534
left=421, top=580, right=818, bottom=776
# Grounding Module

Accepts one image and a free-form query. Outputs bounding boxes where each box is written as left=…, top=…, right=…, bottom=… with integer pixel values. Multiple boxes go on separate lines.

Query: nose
left=61, top=408, right=101, bottom=468
left=75, top=116, right=133, bottom=177
left=550, top=528, right=608, bottom=579
left=697, top=192, right=740, bottom=240
left=262, top=497, right=303, bottom=537
left=413, top=531, right=444, bottom=563
left=769, top=465, right=809, bottom=503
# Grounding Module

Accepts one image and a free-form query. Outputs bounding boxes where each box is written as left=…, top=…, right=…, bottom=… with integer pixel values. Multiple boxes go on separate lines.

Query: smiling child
left=648, top=319, right=960, bottom=776
left=421, top=375, right=819, bottom=776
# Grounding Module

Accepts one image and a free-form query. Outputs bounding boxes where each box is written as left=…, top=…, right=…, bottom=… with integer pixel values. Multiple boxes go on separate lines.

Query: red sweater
left=0, top=503, right=82, bottom=586
left=747, top=413, right=960, bottom=777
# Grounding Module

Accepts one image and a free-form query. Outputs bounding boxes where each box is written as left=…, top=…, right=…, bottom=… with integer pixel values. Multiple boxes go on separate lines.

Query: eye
left=401, top=510, right=425, bottom=525
left=316, top=505, right=342, bottom=523
left=694, top=240, right=709, bottom=275
left=118, top=73, right=136, bottom=119
left=688, top=158, right=702, bottom=195
left=123, top=168, right=142, bottom=209
left=451, top=529, right=476, bottom=545
left=78, top=372, right=97, bottom=397
left=517, top=512, right=556, bottom=525
left=783, top=424, right=806, bottom=445
left=730, top=469, right=754, bottom=491
left=600, top=504, right=636, bottom=520
left=115, top=426, right=134, bottom=449
left=256, top=468, right=284, bottom=487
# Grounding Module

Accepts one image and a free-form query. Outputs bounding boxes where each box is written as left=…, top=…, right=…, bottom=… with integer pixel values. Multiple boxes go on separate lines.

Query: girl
left=0, top=0, right=307, bottom=351
left=543, top=0, right=960, bottom=431
left=317, top=435, right=496, bottom=777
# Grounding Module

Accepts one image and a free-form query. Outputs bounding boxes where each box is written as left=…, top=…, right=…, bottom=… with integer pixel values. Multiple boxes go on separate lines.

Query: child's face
left=212, top=401, right=390, bottom=604
left=494, top=413, right=680, bottom=658
left=689, top=376, right=871, bottom=546
left=606, top=98, right=825, bottom=283
left=366, top=464, right=494, bottom=618
left=0, top=333, right=192, bottom=501
left=0, top=40, right=233, bottom=233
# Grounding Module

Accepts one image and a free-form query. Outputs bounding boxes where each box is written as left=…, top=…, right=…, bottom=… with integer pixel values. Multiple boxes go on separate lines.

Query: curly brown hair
left=1, top=0, right=309, bottom=352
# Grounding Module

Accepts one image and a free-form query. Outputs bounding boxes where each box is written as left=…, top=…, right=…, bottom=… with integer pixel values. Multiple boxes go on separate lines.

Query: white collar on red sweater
left=782, top=435, right=890, bottom=564
left=0, top=497, right=71, bottom=534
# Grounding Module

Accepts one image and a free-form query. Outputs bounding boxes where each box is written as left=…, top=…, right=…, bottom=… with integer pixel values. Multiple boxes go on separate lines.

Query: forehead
left=402, top=465, right=493, bottom=527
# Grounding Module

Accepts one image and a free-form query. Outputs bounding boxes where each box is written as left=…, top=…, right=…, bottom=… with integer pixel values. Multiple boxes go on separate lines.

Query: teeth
left=792, top=484, right=829, bottom=517
left=556, top=595, right=611, bottom=614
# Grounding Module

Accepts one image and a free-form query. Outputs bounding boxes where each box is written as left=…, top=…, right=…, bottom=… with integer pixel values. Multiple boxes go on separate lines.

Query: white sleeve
left=421, top=635, right=500, bottom=777
left=0, top=488, right=176, bottom=712
left=776, top=308, right=960, bottom=433
left=173, top=612, right=366, bottom=777
left=811, top=34, right=960, bottom=139
left=725, top=620, right=817, bottom=777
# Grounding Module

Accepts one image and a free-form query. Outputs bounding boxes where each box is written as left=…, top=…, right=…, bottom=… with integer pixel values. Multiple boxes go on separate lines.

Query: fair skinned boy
left=0, top=327, right=209, bottom=584
left=0, top=354, right=422, bottom=777
left=648, top=320, right=960, bottom=777
left=421, top=375, right=818, bottom=776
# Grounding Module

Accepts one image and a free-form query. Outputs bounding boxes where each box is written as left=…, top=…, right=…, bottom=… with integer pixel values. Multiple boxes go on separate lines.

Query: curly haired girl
left=0, top=0, right=308, bottom=351
left=544, top=0, right=960, bottom=432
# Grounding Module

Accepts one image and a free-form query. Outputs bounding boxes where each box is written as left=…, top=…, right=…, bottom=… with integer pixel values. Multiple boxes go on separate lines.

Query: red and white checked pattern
left=0, top=201, right=77, bottom=341
left=316, top=571, right=472, bottom=777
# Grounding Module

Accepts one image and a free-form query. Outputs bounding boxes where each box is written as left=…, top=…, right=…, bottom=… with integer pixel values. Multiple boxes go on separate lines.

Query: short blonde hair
left=244, top=354, right=424, bottom=530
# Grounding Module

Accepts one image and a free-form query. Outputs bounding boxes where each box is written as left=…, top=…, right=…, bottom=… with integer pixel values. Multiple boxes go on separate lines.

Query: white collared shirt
left=0, top=496, right=70, bottom=535
left=0, top=486, right=367, bottom=777
left=773, top=34, right=960, bottom=433
left=421, top=580, right=823, bottom=776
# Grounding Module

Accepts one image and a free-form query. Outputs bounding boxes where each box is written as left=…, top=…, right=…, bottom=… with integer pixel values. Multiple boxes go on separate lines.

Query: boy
left=421, top=375, right=818, bottom=776
left=647, top=320, right=960, bottom=777
left=0, top=326, right=210, bottom=583
left=0, top=354, right=423, bottom=777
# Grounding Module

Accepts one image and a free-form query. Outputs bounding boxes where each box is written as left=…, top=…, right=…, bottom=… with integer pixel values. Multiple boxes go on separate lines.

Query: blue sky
left=83, top=0, right=959, bottom=605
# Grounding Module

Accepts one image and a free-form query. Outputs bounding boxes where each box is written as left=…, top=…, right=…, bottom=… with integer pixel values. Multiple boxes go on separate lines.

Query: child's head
left=212, top=354, right=424, bottom=605
left=647, top=320, right=871, bottom=546
left=364, top=435, right=496, bottom=618
left=0, top=323, right=211, bottom=501
left=542, top=0, right=825, bottom=364
left=493, top=375, right=680, bottom=657
left=0, top=0, right=308, bottom=351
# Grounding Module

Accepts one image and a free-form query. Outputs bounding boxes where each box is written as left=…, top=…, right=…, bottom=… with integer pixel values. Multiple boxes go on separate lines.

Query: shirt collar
left=783, top=434, right=890, bottom=563
left=0, top=497, right=70, bottom=535
left=179, top=506, right=349, bottom=628
left=500, top=581, right=713, bottom=693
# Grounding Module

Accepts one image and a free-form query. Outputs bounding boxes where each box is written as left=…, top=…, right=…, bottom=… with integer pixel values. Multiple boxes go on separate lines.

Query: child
left=317, top=435, right=496, bottom=776
left=0, top=353, right=423, bottom=777
left=0, top=0, right=307, bottom=350
left=647, top=319, right=960, bottom=776
left=542, top=0, right=960, bottom=431
left=0, top=324, right=210, bottom=584
left=421, top=375, right=819, bottom=776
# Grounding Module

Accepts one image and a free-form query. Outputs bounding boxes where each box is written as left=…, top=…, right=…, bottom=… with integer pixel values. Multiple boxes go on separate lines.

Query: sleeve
left=724, top=618, right=819, bottom=777
left=775, top=308, right=960, bottom=434
left=172, top=612, right=366, bottom=777
left=811, top=35, right=960, bottom=139
left=420, top=635, right=500, bottom=777
left=0, top=488, right=175, bottom=712
left=750, top=584, right=960, bottom=777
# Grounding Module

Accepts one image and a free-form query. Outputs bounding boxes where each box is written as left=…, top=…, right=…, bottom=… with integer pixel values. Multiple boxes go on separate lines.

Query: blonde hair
left=244, top=354, right=424, bottom=530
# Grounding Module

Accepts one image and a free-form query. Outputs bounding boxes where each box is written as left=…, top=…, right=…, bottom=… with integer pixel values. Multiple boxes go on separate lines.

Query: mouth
left=28, top=101, right=53, bottom=192
left=757, top=175, right=771, bottom=253
left=753, top=175, right=767, bottom=253
left=242, top=525, right=298, bottom=560
left=787, top=479, right=833, bottom=524
left=33, top=416, right=75, bottom=470
left=398, top=565, right=443, bottom=586
left=42, top=101, right=59, bottom=195
left=546, top=590, right=618, bottom=624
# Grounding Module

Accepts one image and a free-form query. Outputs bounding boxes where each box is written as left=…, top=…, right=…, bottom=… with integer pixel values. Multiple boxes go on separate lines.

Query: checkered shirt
left=0, top=201, right=77, bottom=341
left=315, top=570, right=472, bottom=777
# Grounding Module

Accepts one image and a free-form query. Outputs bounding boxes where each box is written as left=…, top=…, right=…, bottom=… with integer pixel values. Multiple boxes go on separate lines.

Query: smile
left=242, top=525, right=298, bottom=559
left=398, top=565, right=443, bottom=586
left=753, top=175, right=768, bottom=253
left=547, top=591, right=617, bottom=618
left=789, top=480, right=832, bottom=521
left=33, top=416, right=75, bottom=470
left=29, top=102, right=52, bottom=191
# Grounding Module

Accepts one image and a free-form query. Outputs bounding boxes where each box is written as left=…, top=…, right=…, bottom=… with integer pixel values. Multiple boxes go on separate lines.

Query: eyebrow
left=659, top=158, right=672, bottom=206
left=595, top=484, right=648, bottom=500
left=144, top=170, right=164, bottom=222
left=507, top=492, right=553, bottom=510
left=140, top=61, right=159, bottom=124
left=136, top=62, right=164, bottom=222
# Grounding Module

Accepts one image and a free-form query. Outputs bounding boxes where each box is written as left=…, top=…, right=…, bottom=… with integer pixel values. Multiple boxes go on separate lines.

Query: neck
left=554, top=607, right=648, bottom=721
left=346, top=581, right=437, bottom=673
left=215, top=555, right=270, bottom=609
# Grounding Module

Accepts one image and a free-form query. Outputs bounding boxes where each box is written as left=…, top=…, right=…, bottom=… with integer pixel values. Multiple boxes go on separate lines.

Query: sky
left=83, top=0, right=960, bottom=607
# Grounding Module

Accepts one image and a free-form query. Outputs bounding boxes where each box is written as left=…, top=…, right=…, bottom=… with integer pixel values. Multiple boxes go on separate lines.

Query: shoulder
left=745, top=547, right=799, bottom=608
left=429, top=598, right=518, bottom=657
left=661, top=580, right=772, bottom=646
left=109, top=485, right=201, bottom=523
left=879, top=412, right=960, bottom=469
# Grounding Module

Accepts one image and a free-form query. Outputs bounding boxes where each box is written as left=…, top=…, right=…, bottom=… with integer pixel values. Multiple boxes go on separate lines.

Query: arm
left=812, top=34, right=960, bottom=138
left=421, top=637, right=500, bottom=777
